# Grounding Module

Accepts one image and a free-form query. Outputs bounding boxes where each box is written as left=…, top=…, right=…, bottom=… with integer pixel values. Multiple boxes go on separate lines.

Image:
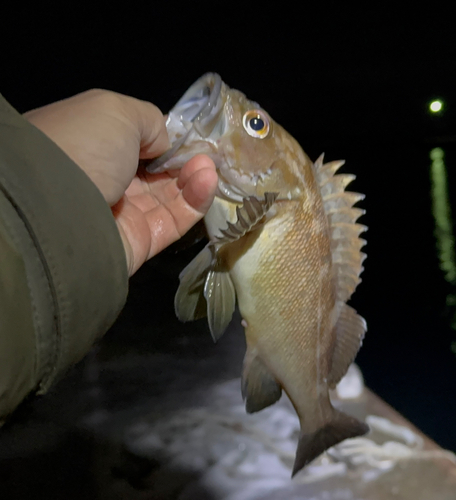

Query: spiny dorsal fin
left=332, top=249, right=367, bottom=266
left=320, top=174, right=356, bottom=198
left=211, top=192, right=278, bottom=245
left=327, top=304, right=367, bottom=388
left=332, top=237, right=366, bottom=254
left=315, top=155, right=367, bottom=303
left=314, top=154, right=345, bottom=184
left=330, top=222, right=367, bottom=241
left=327, top=207, right=365, bottom=225
left=242, top=347, right=282, bottom=413
left=324, top=192, right=365, bottom=213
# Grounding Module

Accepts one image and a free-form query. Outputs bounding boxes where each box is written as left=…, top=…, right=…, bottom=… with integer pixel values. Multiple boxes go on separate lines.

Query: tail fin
left=292, top=410, right=369, bottom=477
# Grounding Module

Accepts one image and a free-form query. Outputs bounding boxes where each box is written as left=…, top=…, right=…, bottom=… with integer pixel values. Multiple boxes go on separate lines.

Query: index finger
left=127, top=97, right=171, bottom=159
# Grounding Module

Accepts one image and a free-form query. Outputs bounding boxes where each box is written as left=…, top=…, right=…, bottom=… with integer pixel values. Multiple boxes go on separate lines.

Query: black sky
left=2, top=4, right=456, bottom=144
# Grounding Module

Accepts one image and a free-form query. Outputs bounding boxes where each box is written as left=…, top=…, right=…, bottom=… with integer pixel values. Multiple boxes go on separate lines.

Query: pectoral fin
left=202, top=193, right=278, bottom=340
left=327, top=304, right=367, bottom=388
left=175, top=193, right=278, bottom=342
left=242, top=348, right=282, bottom=413
left=212, top=193, right=278, bottom=245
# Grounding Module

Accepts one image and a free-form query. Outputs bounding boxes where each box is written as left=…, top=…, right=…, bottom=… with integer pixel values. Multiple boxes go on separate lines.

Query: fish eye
left=243, top=110, right=270, bottom=139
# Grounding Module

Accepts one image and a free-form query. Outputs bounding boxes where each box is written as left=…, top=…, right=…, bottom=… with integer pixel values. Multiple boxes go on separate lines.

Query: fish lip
left=216, top=169, right=248, bottom=202
left=215, top=161, right=278, bottom=202
left=216, top=159, right=276, bottom=200
left=146, top=74, right=223, bottom=173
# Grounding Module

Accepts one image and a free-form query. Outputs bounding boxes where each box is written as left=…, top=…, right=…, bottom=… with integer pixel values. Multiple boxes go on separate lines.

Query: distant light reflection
left=430, top=148, right=456, bottom=284
left=430, top=147, right=456, bottom=343
left=430, top=100, right=443, bottom=113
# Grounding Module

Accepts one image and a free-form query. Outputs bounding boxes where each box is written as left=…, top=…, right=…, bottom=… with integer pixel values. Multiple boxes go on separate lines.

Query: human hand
left=24, top=90, right=218, bottom=275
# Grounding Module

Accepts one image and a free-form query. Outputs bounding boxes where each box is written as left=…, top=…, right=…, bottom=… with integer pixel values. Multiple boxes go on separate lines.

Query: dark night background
left=1, top=2, right=456, bottom=491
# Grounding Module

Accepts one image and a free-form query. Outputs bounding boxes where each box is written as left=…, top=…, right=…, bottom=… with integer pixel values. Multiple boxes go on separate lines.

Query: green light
left=430, top=148, right=456, bottom=345
left=430, top=100, right=443, bottom=112
left=430, top=147, right=456, bottom=285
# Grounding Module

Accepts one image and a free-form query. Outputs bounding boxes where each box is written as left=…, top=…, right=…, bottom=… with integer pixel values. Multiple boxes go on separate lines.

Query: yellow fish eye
left=242, top=109, right=270, bottom=139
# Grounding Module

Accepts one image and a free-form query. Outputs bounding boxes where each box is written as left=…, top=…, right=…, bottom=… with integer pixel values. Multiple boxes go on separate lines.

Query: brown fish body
left=232, top=179, right=337, bottom=431
left=209, top=131, right=333, bottom=414
left=149, top=74, right=368, bottom=476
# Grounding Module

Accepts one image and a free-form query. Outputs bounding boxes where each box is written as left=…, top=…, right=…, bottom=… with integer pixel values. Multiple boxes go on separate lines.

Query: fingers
left=177, top=154, right=216, bottom=191
left=129, top=97, right=171, bottom=159
left=116, top=198, right=198, bottom=275
left=144, top=204, right=190, bottom=259
left=128, top=154, right=217, bottom=214
left=145, top=159, right=217, bottom=252
left=180, top=162, right=218, bottom=214
left=113, top=197, right=153, bottom=276
left=142, top=156, right=216, bottom=252
left=24, top=89, right=172, bottom=207
left=120, top=156, right=217, bottom=274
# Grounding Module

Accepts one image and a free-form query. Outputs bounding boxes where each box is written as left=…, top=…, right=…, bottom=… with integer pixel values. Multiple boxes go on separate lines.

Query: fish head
left=147, top=73, right=311, bottom=202
left=216, top=88, right=302, bottom=201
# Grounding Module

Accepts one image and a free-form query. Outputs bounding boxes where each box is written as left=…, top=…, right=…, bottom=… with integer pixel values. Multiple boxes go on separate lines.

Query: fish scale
left=237, top=202, right=334, bottom=393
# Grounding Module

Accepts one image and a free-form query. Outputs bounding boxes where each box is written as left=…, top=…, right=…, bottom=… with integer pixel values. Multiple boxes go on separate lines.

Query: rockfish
left=146, top=73, right=369, bottom=476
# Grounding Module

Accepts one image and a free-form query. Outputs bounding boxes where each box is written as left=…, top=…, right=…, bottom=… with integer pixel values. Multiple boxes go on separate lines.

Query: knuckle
left=144, top=100, right=163, bottom=118
left=81, top=89, right=124, bottom=110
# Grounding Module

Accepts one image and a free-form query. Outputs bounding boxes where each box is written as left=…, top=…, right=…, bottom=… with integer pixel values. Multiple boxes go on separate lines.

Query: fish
left=146, top=73, right=369, bottom=476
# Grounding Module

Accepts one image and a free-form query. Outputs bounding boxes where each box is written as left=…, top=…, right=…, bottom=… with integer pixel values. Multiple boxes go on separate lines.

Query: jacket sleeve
left=0, top=95, right=128, bottom=422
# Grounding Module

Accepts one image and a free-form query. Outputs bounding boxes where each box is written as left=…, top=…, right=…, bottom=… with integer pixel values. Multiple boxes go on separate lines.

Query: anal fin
left=327, top=304, right=367, bottom=388
left=242, top=349, right=282, bottom=413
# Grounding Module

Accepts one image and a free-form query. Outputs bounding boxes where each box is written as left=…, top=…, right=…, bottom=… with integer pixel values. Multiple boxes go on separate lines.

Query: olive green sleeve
left=0, top=95, right=128, bottom=422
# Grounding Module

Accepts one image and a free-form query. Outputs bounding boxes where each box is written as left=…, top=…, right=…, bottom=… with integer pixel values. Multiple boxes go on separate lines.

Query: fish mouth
left=174, top=73, right=223, bottom=134
left=216, top=162, right=276, bottom=203
left=216, top=170, right=249, bottom=202
left=146, top=73, right=224, bottom=173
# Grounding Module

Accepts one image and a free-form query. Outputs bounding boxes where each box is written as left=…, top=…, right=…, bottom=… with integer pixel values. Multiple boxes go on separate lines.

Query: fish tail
left=292, top=410, right=369, bottom=477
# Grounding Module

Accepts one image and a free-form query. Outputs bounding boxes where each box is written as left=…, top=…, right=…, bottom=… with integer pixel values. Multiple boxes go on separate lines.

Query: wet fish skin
left=149, top=74, right=368, bottom=476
